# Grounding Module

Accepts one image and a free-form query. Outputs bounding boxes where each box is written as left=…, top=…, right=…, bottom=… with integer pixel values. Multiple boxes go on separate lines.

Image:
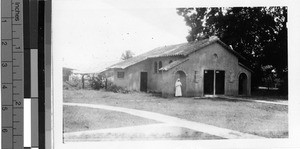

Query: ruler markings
left=11, top=1, right=15, bottom=149
left=2, top=0, right=24, bottom=148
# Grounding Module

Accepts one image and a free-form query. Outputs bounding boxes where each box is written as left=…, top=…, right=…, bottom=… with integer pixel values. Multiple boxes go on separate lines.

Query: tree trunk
left=81, top=75, right=85, bottom=89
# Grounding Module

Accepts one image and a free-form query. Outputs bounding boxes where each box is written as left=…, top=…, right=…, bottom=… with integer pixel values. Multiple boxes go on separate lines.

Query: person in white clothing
left=175, top=78, right=182, bottom=97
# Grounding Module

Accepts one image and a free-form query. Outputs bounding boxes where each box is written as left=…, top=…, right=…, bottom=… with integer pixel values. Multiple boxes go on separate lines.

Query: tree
left=177, top=7, right=287, bottom=93
left=121, top=50, right=135, bottom=60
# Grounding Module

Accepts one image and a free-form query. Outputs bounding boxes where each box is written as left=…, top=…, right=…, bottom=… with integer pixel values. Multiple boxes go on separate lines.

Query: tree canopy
left=177, top=7, right=287, bottom=93
left=121, top=50, right=135, bottom=60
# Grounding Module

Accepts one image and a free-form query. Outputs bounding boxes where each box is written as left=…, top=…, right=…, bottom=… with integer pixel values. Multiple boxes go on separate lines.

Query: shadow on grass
left=148, top=91, right=163, bottom=97
left=194, top=97, right=252, bottom=103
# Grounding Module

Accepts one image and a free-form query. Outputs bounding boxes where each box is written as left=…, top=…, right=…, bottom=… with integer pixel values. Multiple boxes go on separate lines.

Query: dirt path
left=64, top=102, right=265, bottom=139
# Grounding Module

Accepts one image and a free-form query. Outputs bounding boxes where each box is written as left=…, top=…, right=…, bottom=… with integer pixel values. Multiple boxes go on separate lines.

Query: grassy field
left=65, top=126, right=224, bottom=141
left=239, top=88, right=288, bottom=101
left=63, top=106, right=159, bottom=132
left=63, top=89, right=288, bottom=138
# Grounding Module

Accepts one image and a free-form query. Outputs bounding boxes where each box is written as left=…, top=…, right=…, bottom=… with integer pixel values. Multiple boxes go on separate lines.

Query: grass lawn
left=63, top=106, right=159, bottom=133
left=63, top=89, right=288, bottom=138
left=238, top=89, right=288, bottom=102
left=65, top=126, right=224, bottom=141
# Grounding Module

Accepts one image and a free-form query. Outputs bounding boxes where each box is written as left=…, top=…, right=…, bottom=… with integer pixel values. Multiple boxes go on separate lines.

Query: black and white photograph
left=51, top=0, right=296, bottom=148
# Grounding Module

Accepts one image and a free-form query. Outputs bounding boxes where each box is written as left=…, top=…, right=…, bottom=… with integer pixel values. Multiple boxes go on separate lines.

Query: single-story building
left=103, top=36, right=253, bottom=97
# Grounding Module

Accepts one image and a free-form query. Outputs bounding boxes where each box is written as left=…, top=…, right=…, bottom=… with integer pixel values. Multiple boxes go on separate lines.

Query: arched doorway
left=238, top=73, right=248, bottom=95
left=175, top=71, right=186, bottom=96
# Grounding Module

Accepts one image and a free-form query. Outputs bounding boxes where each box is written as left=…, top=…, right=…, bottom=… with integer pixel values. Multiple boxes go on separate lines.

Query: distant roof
left=108, top=36, right=246, bottom=69
left=63, top=67, right=76, bottom=70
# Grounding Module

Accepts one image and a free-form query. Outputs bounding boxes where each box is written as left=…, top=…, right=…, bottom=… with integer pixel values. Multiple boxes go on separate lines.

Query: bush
left=64, top=77, right=82, bottom=90
left=106, top=82, right=129, bottom=93
left=89, top=75, right=105, bottom=90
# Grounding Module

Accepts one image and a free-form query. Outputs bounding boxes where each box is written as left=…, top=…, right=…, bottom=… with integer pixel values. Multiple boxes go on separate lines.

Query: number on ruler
left=2, top=107, right=8, bottom=111
left=1, top=41, right=7, bottom=45
left=2, top=63, right=8, bottom=67
left=2, top=129, right=8, bottom=133
left=15, top=101, right=21, bottom=106
left=2, top=85, right=8, bottom=89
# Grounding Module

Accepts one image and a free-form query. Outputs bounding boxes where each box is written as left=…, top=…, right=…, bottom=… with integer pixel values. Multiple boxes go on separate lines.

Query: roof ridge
left=106, top=36, right=248, bottom=69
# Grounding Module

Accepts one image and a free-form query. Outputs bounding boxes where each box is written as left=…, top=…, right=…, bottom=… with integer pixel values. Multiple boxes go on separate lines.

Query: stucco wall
left=237, top=64, right=252, bottom=95
left=110, top=42, right=251, bottom=97
left=112, top=60, right=151, bottom=91
left=147, top=56, right=182, bottom=92
left=161, top=43, right=251, bottom=97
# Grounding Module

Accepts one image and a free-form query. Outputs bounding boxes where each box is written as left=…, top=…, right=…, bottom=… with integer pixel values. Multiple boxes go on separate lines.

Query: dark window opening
left=158, top=61, right=162, bottom=72
left=117, top=72, right=125, bottom=78
left=154, top=62, right=158, bottom=73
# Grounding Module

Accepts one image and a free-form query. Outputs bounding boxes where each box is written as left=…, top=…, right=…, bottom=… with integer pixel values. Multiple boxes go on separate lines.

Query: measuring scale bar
left=1, top=0, right=24, bottom=149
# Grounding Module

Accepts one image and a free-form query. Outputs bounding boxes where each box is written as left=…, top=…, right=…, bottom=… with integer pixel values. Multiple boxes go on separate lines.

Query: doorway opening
left=140, top=72, right=147, bottom=92
left=203, top=70, right=225, bottom=95
left=238, top=73, right=247, bottom=95
left=175, top=70, right=186, bottom=96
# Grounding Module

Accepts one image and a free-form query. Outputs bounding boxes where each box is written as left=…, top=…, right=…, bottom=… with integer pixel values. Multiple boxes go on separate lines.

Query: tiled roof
left=159, top=58, right=189, bottom=71
left=108, top=36, right=245, bottom=69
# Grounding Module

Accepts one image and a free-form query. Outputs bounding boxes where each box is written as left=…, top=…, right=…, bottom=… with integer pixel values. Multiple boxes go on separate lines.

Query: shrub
left=63, top=82, right=71, bottom=90
left=89, top=74, right=105, bottom=90
left=63, top=77, right=82, bottom=90
left=106, top=82, right=129, bottom=93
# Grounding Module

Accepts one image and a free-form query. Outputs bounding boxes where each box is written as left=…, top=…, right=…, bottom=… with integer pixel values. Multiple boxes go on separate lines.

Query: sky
left=53, top=0, right=190, bottom=73
left=53, top=0, right=294, bottom=73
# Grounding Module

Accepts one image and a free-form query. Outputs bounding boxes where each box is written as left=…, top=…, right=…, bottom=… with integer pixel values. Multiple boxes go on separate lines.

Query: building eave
left=159, top=58, right=189, bottom=71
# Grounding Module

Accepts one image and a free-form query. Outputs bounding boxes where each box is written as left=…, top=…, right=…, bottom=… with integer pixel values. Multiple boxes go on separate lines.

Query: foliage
left=121, top=50, right=135, bottom=60
left=63, top=76, right=82, bottom=90
left=177, top=7, right=287, bottom=93
left=88, top=74, right=106, bottom=90
left=261, top=65, right=277, bottom=89
left=106, top=81, right=129, bottom=93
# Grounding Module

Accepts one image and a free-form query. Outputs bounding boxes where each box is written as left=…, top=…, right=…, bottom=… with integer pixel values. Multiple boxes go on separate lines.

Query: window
left=154, top=61, right=158, bottom=73
left=169, top=60, right=173, bottom=64
left=158, top=61, right=162, bottom=72
left=117, top=72, right=125, bottom=78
